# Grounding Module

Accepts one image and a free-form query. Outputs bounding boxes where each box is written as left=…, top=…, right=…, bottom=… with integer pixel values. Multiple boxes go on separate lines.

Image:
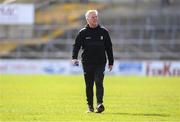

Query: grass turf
left=0, top=75, right=180, bottom=121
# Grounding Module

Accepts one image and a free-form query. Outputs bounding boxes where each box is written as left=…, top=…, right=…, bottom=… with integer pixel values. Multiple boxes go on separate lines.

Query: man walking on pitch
left=72, top=10, right=114, bottom=113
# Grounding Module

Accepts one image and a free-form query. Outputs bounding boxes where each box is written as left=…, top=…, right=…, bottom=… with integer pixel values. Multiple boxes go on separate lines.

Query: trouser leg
left=83, top=65, right=95, bottom=106
left=94, top=65, right=105, bottom=104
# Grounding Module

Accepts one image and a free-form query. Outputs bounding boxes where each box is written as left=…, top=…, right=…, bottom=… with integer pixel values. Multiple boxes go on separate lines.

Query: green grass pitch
left=0, top=75, right=180, bottom=121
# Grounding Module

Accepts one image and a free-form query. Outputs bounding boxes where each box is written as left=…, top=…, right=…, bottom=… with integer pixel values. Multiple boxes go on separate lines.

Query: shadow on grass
left=105, top=112, right=170, bottom=117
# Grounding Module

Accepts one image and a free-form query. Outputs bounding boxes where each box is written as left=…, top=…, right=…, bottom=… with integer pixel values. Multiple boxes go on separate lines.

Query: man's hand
left=72, top=59, right=79, bottom=66
left=108, top=65, right=113, bottom=72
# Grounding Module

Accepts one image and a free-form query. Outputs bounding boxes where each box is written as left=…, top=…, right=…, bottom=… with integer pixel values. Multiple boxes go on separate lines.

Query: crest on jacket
left=100, top=36, right=103, bottom=40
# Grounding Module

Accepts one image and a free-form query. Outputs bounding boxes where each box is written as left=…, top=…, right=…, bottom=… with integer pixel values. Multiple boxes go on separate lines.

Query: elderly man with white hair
left=72, top=9, right=114, bottom=113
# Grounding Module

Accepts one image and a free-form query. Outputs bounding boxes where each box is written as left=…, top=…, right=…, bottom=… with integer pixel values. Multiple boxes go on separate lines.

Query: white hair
left=85, top=10, right=98, bottom=19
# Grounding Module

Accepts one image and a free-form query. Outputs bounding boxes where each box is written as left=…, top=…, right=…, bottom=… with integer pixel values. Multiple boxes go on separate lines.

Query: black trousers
left=82, top=64, right=105, bottom=106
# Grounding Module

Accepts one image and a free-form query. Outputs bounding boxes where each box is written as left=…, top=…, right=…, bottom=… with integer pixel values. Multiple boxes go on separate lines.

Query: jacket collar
left=85, top=24, right=100, bottom=29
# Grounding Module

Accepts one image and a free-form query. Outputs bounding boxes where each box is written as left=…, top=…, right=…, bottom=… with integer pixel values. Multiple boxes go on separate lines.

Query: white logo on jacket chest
left=85, top=37, right=91, bottom=40
left=100, top=36, right=103, bottom=40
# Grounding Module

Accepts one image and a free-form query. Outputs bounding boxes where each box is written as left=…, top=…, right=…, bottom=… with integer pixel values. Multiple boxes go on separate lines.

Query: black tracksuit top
left=72, top=24, right=114, bottom=65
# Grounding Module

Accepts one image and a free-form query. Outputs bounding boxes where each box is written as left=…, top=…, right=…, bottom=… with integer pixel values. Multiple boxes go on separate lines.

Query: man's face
left=87, top=12, right=98, bottom=28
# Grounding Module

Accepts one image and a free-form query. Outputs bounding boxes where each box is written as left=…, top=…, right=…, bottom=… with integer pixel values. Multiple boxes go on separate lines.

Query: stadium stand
left=0, top=0, right=108, bottom=57
left=99, top=1, right=180, bottom=60
left=0, top=0, right=180, bottom=60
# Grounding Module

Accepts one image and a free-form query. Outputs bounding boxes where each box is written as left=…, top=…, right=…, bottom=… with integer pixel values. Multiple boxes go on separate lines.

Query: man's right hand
left=72, top=59, right=79, bottom=66
left=108, top=65, right=113, bottom=72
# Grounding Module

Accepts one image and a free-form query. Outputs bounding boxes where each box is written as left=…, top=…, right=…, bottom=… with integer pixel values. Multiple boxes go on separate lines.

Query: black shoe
left=95, top=103, right=105, bottom=113
left=86, top=105, right=94, bottom=113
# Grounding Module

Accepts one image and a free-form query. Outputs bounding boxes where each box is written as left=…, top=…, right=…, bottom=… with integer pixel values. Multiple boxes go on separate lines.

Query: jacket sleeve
left=72, top=31, right=82, bottom=59
left=104, top=30, right=114, bottom=65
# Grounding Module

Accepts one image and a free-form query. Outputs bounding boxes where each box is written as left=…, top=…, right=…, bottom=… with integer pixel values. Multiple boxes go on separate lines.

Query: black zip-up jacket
left=72, top=24, right=114, bottom=65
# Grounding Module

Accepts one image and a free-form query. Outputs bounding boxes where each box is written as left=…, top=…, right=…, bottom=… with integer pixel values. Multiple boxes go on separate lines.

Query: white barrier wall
left=0, top=59, right=180, bottom=76
left=144, top=61, right=180, bottom=76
